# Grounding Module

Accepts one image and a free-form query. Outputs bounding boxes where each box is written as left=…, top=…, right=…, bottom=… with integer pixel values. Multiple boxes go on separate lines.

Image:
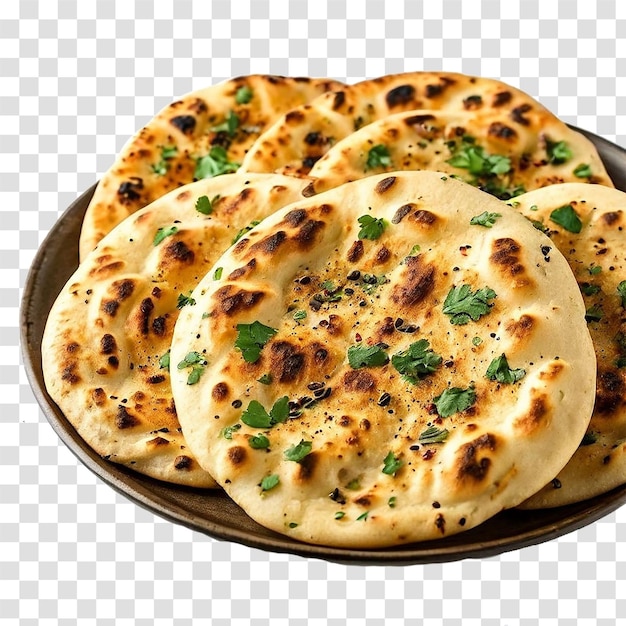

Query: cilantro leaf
left=195, top=194, right=220, bottom=215
left=580, top=431, right=598, bottom=447
left=235, top=85, right=253, bottom=104
left=151, top=145, right=178, bottom=175
left=257, top=373, right=273, bottom=385
left=260, top=474, right=279, bottom=491
left=249, top=434, right=270, bottom=449
left=433, top=385, right=476, bottom=418
left=469, top=211, right=502, bottom=228
left=447, top=143, right=511, bottom=177
left=211, top=110, right=240, bottom=137
left=357, top=214, right=387, bottom=240
left=580, top=283, right=601, bottom=296
left=194, top=146, right=240, bottom=179
left=382, top=451, right=403, bottom=476
left=442, top=284, right=496, bottom=325
left=213, top=267, right=223, bottom=280
left=485, top=353, right=526, bottom=384
left=232, top=219, right=262, bottom=244
left=617, top=281, right=626, bottom=307
left=546, top=139, right=573, bottom=164
left=158, top=351, right=170, bottom=370
left=221, top=423, right=241, bottom=439
left=573, top=163, right=592, bottom=178
left=153, top=225, right=178, bottom=246
left=585, top=304, right=604, bottom=322
left=549, top=204, right=582, bottom=233
left=240, top=400, right=272, bottom=428
left=269, top=395, right=289, bottom=425
left=418, top=426, right=449, bottom=444
left=284, top=440, right=313, bottom=462
left=176, top=351, right=207, bottom=385
left=347, top=344, right=389, bottom=369
left=234, top=321, right=278, bottom=363
left=391, top=339, right=442, bottom=384
left=293, top=309, right=307, bottom=322
left=365, top=144, right=392, bottom=170
left=176, top=291, right=196, bottom=309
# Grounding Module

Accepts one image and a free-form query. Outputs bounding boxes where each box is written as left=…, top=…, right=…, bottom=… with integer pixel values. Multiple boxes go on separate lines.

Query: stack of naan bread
left=42, top=72, right=626, bottom=548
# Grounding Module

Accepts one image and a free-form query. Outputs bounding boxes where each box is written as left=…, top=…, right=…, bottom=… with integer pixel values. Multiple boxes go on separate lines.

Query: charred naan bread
left=305, top=109, right=612, bottom=198
left=511, top=184, right=626, bottom=508
left=43, top=173, right=310, bottom=486
left=79, top=75, right=342, bottom=260
left=170, top=171, right=596, bottom=546
left=239, top=71, right=611, bottom=187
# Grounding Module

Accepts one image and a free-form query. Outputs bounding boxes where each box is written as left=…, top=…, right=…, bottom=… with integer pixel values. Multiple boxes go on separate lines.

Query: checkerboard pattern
left=5, top=0, right=626, bottom=623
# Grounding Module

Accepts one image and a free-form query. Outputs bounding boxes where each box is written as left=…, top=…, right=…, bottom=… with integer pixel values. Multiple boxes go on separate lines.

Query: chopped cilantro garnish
left=573, top=163, right=592, bottom=178
left=293, top=309, right=307, bottom=322
left=234, top=321, right=278, bottom=363
left=588, top=265, right=602, bottom=275
left=151, top=145, right=178, bottom=175
left=617, top=281, right=626, bottom=307
left=176, top=351, right=207, bottom=385
left=347, top=344, right=389, bottom=369
left=284, top=440, right=313, bottom=462
left=153, top=225, right=178, bottom=246
left=257, top=373, right=273, bottom=385
left=550, top=204, right=582, bottom=233
left=580, top=283, right=601, bottom=296
left=580, top=431, right=598, bottom=447
left=382, top=451, right=403, bottom=476
left=361, top=273, right=388, bottom=294
left=176, top=291, right=196, bottom=309
left=546, top=139, right=573, bottom=164
left=249, top=434, right=270, bottom=449
left=241, top=396, right=289, bottom=429
left=442, top=285, right=496, bottom=325
left=418, top=426, right=449, bottom=444
left=356, top=511, right=369, bottom=521
left=485, top=353, right=526, bottom=384
left=447, top=143, right=511, bottom=176
left=195, top=194, right=220, bottom=215
left=391, top=339, right=442, bottom=384
left=235, top=85, right=253, bottom=104
left=221, top=423, right=241, bottom=439
left=213, top=267, right=223, bottom=280
left=158, top=351, right=170, bottom=369
left=408, top=244, right=421, bottom=256
left=365, top=144, right=392, bottom=170
left=472, top=336, right=483, bottom=347
left=260, top=474, right=280, bottom=491
left=211, top=110, right=240, bottom=137
left=232, top=219, right=262, bottom=244
left=585, top=304, right=604, bottom=322
left=357, top=214, right=387, bottom=240
left=346, top=478, right=361, bottom=490
left=334, top=511, right=346, bottom=519
left=470, top=211, right=502, bottom=228
left=388, top=496, right=397, bottom=508
left=433, top=385, right=476, bottom=418
left=194, top=146, right=240, bottom=179
left=528, top=217, right=549, bottom=234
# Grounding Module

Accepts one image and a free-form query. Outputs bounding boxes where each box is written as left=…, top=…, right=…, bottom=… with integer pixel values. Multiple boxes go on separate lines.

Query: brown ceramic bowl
left=21, top=126, right=626, bottom=565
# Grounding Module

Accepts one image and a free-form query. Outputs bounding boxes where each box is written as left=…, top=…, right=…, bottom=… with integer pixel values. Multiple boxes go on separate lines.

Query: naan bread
left=43, top=173, right=310, bottom=486
left=170, top=171, right=596, bottom=546
left=79, top=75, right=342, bottom=260
left=305, top=108, right=613, bottom=198
left=239, top=71, right=610, bottom=187
left=511, top=183, right=626, bottom=508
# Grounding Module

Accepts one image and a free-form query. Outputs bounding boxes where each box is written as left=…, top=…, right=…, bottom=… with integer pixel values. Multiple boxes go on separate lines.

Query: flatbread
left=170, top=171, right=596, bottom=546
left=305, top=108, right=613, bottom=198
left=42, top=173, right=310, bottom=486
left=511, top=183, right=626, bottom=508
left=239, top=71, right=611, bottom=187
left=79, top=75, right=342, bottom=260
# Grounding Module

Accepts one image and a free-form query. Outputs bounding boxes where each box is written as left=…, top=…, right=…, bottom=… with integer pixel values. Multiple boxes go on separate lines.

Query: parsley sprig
left=442, top=285, right=496, bottom=325
left=357, top=215, right=387, bottom=240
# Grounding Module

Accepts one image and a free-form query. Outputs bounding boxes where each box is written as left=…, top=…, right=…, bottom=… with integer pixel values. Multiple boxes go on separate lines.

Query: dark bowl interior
left=20, top=126, right=626, bottom=565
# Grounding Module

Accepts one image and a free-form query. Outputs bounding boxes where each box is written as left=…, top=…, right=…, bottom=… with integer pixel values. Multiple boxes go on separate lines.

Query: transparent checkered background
left=4, top=0, right=626, bottom=623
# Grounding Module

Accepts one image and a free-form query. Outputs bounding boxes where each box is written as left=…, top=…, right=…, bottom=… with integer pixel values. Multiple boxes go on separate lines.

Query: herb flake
left=391, top=339, right=442, bottom=384
left=235, top=321, right=278, bottom=363
left=433, top=385, right=476, bottom=418
left=470, top=211, right=502, bottom=228
left=357, top=214, right=387, bottom=240
left=550, top=204, right=582, bottom=233
left=382, top=451, right=403, bottom=476
left=366, top=144, right=392, bottom=170
left=347, top=344, right=389, bottom=369
left=485, top=353, right=526, bottom=384
left=153, top=225, right=178, bottom=246
left=442, top=284, right=496, bottom=325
